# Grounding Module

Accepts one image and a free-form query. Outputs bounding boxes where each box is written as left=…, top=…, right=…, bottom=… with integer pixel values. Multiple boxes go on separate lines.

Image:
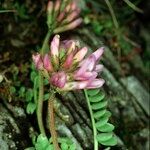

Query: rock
left=120, top=76, right=150, bottom=116
left=0, top=103, right=31, bottom=150
left=57, top=123, right=83, bottom=150
left=71, top=123, right=93, bottom=149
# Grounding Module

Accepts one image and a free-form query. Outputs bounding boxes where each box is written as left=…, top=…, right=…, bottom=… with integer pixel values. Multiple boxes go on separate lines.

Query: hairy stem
left=84, top=90, right=98, bottom=150
left=37, top=29, right=53, bottom=136
left=37, top=73, right=46, bottom=136
left=48, top=94, right=60, bottom=150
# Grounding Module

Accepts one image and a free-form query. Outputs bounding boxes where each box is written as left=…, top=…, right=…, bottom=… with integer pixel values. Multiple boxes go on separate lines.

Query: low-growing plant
left=26, top=0, right=117, bottom=149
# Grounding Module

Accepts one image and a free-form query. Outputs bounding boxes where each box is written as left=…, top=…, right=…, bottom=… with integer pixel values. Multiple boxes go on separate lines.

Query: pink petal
left=92, top=47, right=104, bottom=61
left=51, top=71, right=67, bottom=88
left=63, top=52, right=74, bottom=69
left=57, top=12, right=65, bottom=22
left=61, top=40, right=74, bottom=49
left=54, top=18, right=82, bottom=33
left=50, top=35, right=60, bottom=65
left=47, top=1, right=54, bottom=13
left=65, top=9, right=80, bottom=23
left=70, top=1, right=77, bottom=11
left=61, top=81, right=89, bottom=91
left=74, top=71, right=97, bottom=81
left=73, top=47, right=88, bottom=62
left=43, top=54, right=53, bottom=71
left=94, top=64, right=104, bottom=72
left=67, top=41, right=76, bottom=54
left=76, top=55, right=96, bottom=76
left=54, top=0, right=61, bottom=12
left=65, top=3, right=71, bottom=12
left=32, top=53, right=43, bottom=70
left=86, top=79, right=105, bottom=89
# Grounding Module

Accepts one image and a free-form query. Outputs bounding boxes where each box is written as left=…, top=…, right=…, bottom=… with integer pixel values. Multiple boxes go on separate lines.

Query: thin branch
left=105, top=0, right=119, bottom=29
left=123, top=0, right=143, bottom=13
left=48, top=93, right=60, bottom=150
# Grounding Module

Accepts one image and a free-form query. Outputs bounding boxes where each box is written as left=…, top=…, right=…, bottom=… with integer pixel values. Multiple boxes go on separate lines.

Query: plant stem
left=36, top=29, right=53, bottom=136
left=105, top=0, right=119, bottom=29
left=41, top=29, right=52, bottom=55
left=123, top=0, right=143, bottom=13
left=84, top=90, right=98, bottom=150
left=37, top=73, right=46, bottom=136
left=48, top=94, right=60, bottom=150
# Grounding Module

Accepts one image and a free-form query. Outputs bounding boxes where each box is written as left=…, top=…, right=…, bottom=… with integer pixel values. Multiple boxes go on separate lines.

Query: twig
left=0, top=10, right=16, bottom=13
left=105, top=0, right=119, bottom=29
left=123, top=0, right=143, bottom=13
left=48, top=93, right=60, bottom=150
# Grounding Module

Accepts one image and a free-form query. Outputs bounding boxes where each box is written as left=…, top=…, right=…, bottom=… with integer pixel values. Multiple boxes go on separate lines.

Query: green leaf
left=35, top=134, right=49, bottom=150
left=91, top=100, right=108, bottom=110
left=34, top=76, right=39, bottom=89
left=10, top=86, right=16, bottom=94
left=97, top=123, right=115, bottom=132
left=100, top=136, right=117, bottom=146
left=59, top=49, right=66, bottom=60
left=30, top=71, right=38, bottom=82
left=69, top=143, right=76, bottom=150
left=26, top=89, right=33, bottom=101
left=87, top=89, right=100, bottom=96
left=26, top=102, right=36, bottom=114
left=44, top=79, right=49, bottom=85
left=61, top=143, right=69, bottom=150
left=44, top=93, right=50, bottom=101
left=97, top=132, right=113, bottom=142
left=95, top=117, right=109, bottom=128
left=45, top=144, right=54, bottom=150
left=89, top=93, right=105, bottom=102
left=95, top=111, right=111, bottom=128
left=19, top=86, right=26, bottom=97
left=58, top=137, right=72, bottom=145
left=93, top=109, right=106, bottom=119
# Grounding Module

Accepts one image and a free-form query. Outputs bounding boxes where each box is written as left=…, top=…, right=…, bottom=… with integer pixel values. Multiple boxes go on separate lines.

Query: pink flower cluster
left=33, top=35, right=105, bottom=91
left=47, top=0, right=82, bottom=33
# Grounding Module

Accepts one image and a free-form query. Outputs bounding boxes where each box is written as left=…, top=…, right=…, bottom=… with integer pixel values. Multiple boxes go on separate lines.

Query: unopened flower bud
left=93, top=47, right=104, bottom=61
left=54, top=0, right=61, bottom=12
left=51, top=71, right=67, bottom=88
left=54, top=18, right=82, bottom=33
left=47, top=1, right=54, bottom=13
left=50, top=35, right=60, bottom=65
left=32, top=53, right=43, bottom=70
left=63, top=52, right=74, bottom=69
left=43, top=54, right=53, bottom=72
left=64, top=9, right=80, bottom=23
left=73, top=47, right=88, bottom=62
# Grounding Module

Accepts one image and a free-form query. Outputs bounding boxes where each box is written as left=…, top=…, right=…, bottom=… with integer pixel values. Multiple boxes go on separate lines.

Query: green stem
left=41, top=29, right=53, bottom=55
left=37, top=73, right=45, bottom=136
left=123, top=0, right=143, bottom=13
left=84, top=90, right=98, bottom=150
left=36, top=29, right=53, bottom=136
left=105, top=0, right=119, bottom=29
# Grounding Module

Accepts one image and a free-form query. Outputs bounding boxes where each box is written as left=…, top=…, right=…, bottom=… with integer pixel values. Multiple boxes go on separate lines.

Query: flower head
left=33, top=35, right=105, bottom=91
left=47, top=0, right=82, bottom=33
